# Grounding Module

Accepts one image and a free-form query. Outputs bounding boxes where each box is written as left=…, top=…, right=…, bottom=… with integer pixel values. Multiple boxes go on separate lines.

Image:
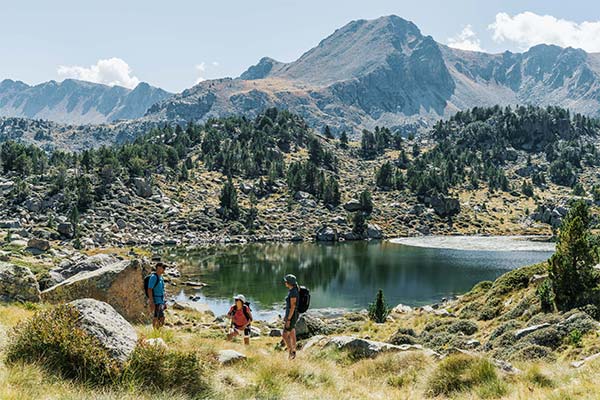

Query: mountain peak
left=267, top=14, right=426, bottom=85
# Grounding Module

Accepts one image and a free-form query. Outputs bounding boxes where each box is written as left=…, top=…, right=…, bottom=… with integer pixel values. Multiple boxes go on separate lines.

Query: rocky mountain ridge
left=0, top=78, right=171, bottom=125
left=146, top=15, right=600, bottom=134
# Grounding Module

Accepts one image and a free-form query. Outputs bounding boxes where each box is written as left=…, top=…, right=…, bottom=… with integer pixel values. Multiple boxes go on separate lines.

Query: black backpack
left=143, top=273, right=159, bottom=298
left=298, top=286, right=311, bottom=313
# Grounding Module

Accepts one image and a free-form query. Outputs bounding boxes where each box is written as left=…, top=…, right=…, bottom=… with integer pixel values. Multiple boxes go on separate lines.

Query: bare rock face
left=42, top=259, right=150, bottom=322
left=304, top=335, right=438, bottom=359
left=69, top=298, right=138, bottom=363
left=0, top=262, right=41, bottom=302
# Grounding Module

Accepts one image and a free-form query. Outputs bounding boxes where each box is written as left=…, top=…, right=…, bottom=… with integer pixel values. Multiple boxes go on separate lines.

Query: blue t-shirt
left=285, top=286, right=299, bottom=318
left=148, top=274, right=165, bottom=305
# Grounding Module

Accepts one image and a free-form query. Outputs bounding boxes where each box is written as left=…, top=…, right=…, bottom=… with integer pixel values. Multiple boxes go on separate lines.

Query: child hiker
left=227, top=294, right=253, bottom=345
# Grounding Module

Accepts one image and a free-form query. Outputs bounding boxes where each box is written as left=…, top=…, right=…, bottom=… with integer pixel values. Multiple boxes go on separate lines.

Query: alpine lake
left=160, top=238, right=554, bottom=320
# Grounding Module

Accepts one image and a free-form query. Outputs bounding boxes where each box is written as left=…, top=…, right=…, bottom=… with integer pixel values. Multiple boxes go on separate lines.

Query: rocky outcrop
left=425, top=195, right=461, bottom=217
left=42, top=259, right=150, bottom=322
left=304, top=335, right=437, bottom=359
left=69, top=298, right=138, bottom=363
left=0, top=262, right=41, bottom=302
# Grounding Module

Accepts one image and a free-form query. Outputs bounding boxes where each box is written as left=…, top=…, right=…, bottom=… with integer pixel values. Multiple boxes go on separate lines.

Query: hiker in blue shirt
left=283, top=274, right=299, bottom=360
left=147, top=262, right=167, bottom=329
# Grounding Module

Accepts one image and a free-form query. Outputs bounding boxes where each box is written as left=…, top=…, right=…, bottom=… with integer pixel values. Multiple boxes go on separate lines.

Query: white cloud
left=194, top=62, right=206, bottom=84
left=489, top=12, right=600, bottom=52
left=447, top=24, right=483, bottom=52
left=194, top=61, right=220, bottom=84
left=57, top=58, right=140, bottom=89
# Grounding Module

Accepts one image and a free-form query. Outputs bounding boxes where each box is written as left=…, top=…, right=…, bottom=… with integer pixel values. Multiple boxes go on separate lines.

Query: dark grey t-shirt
left=285, top=286, right=299, bottom=318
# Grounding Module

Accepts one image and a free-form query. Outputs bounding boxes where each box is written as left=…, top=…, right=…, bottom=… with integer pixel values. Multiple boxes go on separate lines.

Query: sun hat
left=283, top=274, right=298, bottom=285
left=233, top=294, right=246, bottom=303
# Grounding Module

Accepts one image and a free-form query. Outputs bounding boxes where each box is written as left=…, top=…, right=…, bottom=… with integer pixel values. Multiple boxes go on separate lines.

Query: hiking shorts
left=231, top=325, right=251, bottom=338
left=284, top=312, right=299, bottom=332
left=153, top=303, right=166, bottom=319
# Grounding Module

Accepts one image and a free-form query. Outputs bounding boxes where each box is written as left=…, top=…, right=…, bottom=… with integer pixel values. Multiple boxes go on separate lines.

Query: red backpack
left=228, top=303, right=252, bottom=323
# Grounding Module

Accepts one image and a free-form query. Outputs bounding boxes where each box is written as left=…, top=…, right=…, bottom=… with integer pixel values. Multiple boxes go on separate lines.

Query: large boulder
left=316, top=226, right=338, bottom=242
left=296, top=314, right=328, bottom=339
left=132, top=177, right=153, bottom=198
left=49, top=254, right=120, bottom=284
left=0, top=262, right=41, bottom=302
left=426, top=195, right=461, bottom=217
left=42, top=259, right=150, bottom=322
left=69, top=298, right=137, bottom=363
left=26, top=238, right=50, bottom=252
left=366, top=224, right=383, bottom=239
left=57, top=222, right=74, bottom=238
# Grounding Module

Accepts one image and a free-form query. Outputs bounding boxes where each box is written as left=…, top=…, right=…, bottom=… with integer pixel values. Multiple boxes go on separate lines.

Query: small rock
left=144, top=337, right=168, bottom=349
left=218, top=349, right=247, bottom=365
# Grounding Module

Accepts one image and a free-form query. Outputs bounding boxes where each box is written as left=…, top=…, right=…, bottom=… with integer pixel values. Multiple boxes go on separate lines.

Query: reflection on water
left=161, top=241, right=553, bottom=319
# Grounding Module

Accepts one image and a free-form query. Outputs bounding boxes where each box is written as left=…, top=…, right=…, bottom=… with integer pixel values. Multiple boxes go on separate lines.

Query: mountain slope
left=0, top=79, right=172, bottom=124
left=145, top=15, right=600, bottom=133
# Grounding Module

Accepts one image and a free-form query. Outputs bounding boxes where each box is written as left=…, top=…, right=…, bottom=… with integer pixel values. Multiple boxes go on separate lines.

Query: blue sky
left=2, top=0, right=599, bottom=92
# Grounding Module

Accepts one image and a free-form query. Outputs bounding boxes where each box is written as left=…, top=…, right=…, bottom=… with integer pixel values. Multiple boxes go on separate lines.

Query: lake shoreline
left=389, top=235, right=556, bottom=252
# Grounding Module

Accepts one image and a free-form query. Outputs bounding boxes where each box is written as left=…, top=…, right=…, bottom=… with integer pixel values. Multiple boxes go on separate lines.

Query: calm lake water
left=161, top=240, right=553, bottom=319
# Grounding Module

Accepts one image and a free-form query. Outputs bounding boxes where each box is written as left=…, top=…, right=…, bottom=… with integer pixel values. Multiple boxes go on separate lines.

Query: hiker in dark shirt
left=147, top=262, right=167, bottom=330
left=227, top=294, right=253, bottom=345
left=282, top=274, right=299, bottom=359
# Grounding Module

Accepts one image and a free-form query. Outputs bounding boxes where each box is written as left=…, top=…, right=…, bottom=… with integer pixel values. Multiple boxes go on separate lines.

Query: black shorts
left=153, top=303, right=166, bottom=319
left=284, top=312, right=299, bottom=332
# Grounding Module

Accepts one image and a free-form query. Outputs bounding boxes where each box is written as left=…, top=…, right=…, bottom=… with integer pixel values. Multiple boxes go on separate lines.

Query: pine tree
left=368, top=289, right=390, bottom=323
left=179, top=163, right=189, bottom=181
left=245, top=193, right=258, bottom=232
left=323, top=125, right=334, bottom=140
left=219, top=179, right=240, bottom=221
left=359, top=189, right=373, bottom=214
left=521, top=180, right=534, bottom=197
left=352, top=212, right=367, bottom=236
left=376, top=162, right=395, bottom=189
left=549, top=200, right=598, bottom=310
left=339, top=130, right=349, bottom=149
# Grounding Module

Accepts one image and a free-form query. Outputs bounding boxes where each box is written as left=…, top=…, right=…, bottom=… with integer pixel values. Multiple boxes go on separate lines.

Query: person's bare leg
left=244, top=336, right=250, bottom=345
left=282, top=330, right=291, bottom=353
left=290, top=329, right=297, bottom=352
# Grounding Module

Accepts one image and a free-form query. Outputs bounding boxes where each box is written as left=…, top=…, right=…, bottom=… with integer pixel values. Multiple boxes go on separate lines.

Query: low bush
left=5, top=304, right=212, bottom=397
left=526, top=327, right=563, bottom=349
left=509, top=344, right=554, bottom=362
left=124, top=341, right=211, bottom=397
left=488, top=263, right=546, bottom=297
left=447, top=319, right=478, bottom=335
left=426, top=354, right=504, bottom=398
left=5, top=304, right=120, bottom=385
left=524, top=365, right=554, bottom=388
